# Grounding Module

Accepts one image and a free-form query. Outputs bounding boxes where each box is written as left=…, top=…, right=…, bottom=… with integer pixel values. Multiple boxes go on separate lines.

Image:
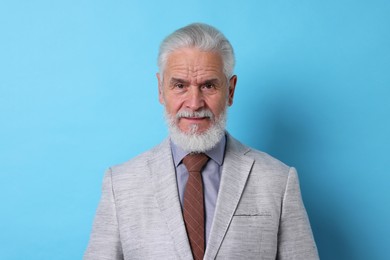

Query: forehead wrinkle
left=168, top=65, right=222, bottom=85
left=165, top=48, right=224, bottom=84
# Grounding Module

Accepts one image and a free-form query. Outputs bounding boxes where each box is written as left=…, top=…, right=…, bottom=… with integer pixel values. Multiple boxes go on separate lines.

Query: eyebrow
left=202, top=79, right=220, bottom=85
left=169, top=78, right=220, bottom=85
left=170, top=78, right=189, bottom=85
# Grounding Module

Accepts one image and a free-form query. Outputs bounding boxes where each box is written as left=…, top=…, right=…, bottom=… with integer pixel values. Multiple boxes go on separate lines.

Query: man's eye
left=175, top=83, right=185, bottom=89
left=203, top=83, right=215, bottom=89
left=202, top=83, right=218, bottom=92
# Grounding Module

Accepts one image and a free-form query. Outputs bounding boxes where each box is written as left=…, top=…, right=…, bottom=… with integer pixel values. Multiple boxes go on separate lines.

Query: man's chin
left=178, top=124, right=209, bottom=136
left=179, top=129, right=209, bottom=136
left=165, top=109, right=227, bottom=152
left=169, top=123, right=225, bottom=153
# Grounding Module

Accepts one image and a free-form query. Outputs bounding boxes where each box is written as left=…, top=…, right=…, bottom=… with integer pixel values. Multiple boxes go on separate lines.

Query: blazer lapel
left=205, top=135, right=254, bottom=260
left=148, top=139, right=193, bottom=260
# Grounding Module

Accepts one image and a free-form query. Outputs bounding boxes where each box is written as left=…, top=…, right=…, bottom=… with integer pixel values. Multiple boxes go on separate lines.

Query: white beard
left=165, top=109, right=227, bottom=153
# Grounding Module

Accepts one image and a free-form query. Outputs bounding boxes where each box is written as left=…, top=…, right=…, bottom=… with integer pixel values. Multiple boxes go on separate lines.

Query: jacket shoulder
left=109, top=138, right=170, bottom=175
left=227, top=134, right=291, bottom=175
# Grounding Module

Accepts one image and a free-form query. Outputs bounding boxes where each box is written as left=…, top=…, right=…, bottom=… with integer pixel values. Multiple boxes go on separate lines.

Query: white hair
left=158, top=23, right=235, bottom=81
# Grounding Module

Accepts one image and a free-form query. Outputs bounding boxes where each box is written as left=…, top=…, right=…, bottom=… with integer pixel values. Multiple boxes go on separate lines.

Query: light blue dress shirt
left=170, top=135, right=226, bottom=245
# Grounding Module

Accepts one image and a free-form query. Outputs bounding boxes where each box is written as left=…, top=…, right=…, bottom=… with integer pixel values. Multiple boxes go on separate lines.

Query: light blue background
left=1, top=0, right=389, bottom=259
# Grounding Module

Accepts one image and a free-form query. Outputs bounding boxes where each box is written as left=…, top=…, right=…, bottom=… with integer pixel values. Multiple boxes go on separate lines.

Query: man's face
left=157, top=48, right=237, bottom=134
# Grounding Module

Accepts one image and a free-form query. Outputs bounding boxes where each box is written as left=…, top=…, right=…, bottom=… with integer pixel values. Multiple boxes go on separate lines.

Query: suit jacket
left=84, top=134, right=319, bottom=260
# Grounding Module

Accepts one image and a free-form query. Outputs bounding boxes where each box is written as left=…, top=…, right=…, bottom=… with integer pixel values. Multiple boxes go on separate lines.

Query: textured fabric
left=84, top=133, right=319, bottom=260
left=171, top=136, right=225, bottom=244
left=182, top=153, right=209, bottom=260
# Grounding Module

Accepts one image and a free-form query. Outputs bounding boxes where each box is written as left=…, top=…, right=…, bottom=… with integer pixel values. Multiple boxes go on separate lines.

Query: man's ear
left=157, top=73, right=164, bottom=105
left=227, top=75, right=237, bottom=106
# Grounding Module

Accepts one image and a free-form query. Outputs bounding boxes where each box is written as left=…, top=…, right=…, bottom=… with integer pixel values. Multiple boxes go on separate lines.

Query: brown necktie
left=182, top=153, right=209, bottom=260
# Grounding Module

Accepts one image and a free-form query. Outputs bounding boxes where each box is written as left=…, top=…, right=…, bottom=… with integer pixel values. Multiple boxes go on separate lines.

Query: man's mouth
left=175, top=109, right=214, bottom=124
left=181, top=116, right=209, bottom=122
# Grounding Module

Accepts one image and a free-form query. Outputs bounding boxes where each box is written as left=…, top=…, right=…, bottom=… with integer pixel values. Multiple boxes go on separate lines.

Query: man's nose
left=186, top=87, right=205, bottom=111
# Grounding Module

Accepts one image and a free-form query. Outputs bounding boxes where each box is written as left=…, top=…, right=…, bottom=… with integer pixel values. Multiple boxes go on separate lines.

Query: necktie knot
left=183, top=153, right=209, bottom=173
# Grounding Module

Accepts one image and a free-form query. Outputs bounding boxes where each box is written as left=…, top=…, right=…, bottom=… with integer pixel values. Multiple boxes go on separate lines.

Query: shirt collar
left=170, top=134, right=226, bottom=167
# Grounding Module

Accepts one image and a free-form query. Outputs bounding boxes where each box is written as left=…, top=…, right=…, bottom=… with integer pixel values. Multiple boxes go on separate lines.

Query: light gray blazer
left=84, top=134, right=319, bottom=260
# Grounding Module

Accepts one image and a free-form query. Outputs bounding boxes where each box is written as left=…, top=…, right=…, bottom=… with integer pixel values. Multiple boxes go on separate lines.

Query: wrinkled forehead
left=164, top=48, right=225, bottom=82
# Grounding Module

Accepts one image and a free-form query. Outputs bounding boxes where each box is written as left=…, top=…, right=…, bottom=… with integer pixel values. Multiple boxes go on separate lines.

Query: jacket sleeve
left=84, top=169, right=124, bottom=260
left=277, top=167, right=319, bottom=260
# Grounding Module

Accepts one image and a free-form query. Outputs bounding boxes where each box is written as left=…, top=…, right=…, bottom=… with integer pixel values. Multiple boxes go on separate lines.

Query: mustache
left=175, top=109, right=214, bottom=119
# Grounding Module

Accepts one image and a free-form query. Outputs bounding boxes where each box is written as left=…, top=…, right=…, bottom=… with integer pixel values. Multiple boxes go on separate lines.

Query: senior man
left=84, top=23, right=319, bottom=260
